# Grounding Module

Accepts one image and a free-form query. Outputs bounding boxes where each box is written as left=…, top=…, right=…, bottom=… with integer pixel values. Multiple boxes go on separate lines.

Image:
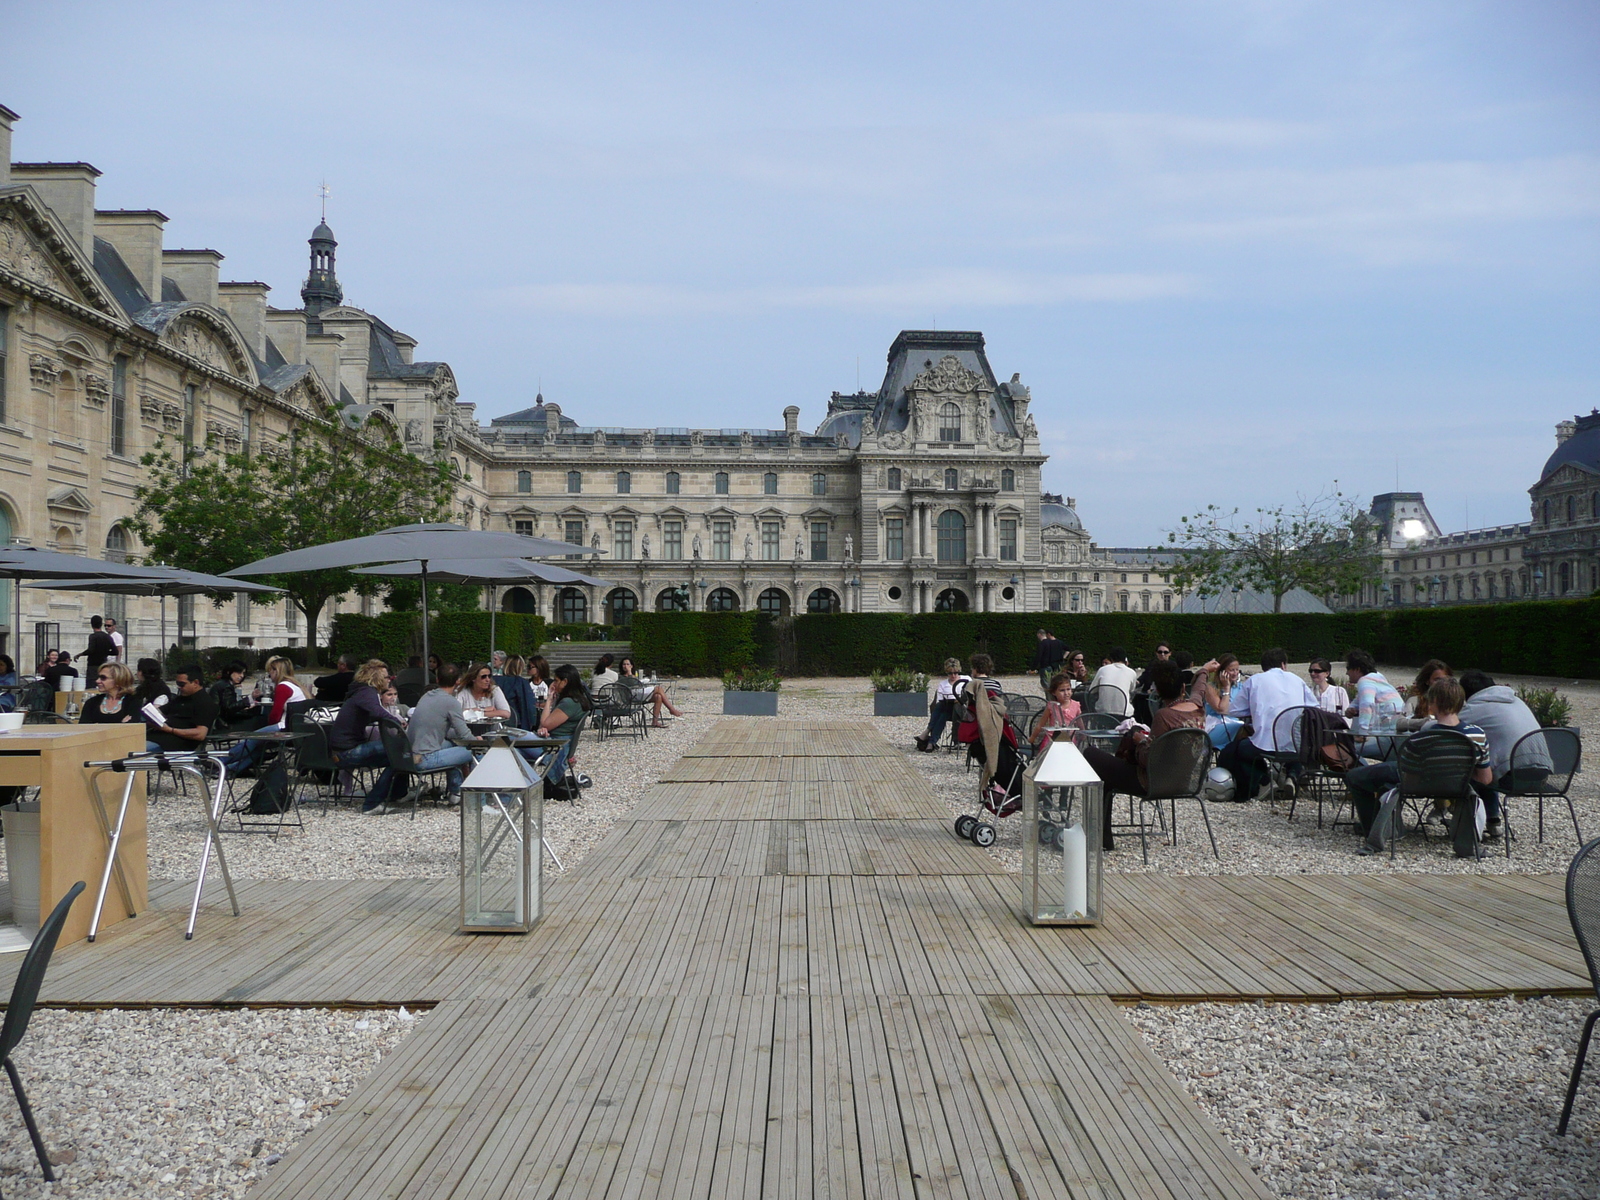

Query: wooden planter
left=723, top=691, right=779, bottom=716
left=873, top=692, right=929, bottom=718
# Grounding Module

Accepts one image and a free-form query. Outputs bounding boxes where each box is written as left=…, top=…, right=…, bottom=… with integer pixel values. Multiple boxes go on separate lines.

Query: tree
left=1166, top=488, right=1382, bottom=612
left=131, top=432, right=454, bottom=661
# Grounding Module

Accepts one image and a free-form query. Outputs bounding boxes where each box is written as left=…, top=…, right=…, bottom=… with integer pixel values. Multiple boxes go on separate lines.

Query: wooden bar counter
left=0, top=724, right=147, bottom=945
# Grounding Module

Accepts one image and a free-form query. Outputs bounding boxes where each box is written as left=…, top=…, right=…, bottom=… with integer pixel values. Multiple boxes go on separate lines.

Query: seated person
left=591, top=653, right=619, bottom=689
left=455, top=662, right=511, bottom=721
left=223, top=657, right=307, bottom=774
left=404, top=663, right=475, bottom=803
left=394, top=655, right=431, bottom=706
left=1088, top=647, right=1138, bottom=717
left=535, top=664, right=593, bottom=784
left=494, top=655, right=540, bottom=731
left=145, top=664, right=219, bottom=754
left=313, top=653, right=359, bottom=704
left=1348, top=676, right=1493, bottom=855
left=0, top=655, right=17, bottom=712
left=1081, top=660, right=1203, bottom=850
left=1063, top=651, right=1090, bottom=701
left=1030, top=671, right=1082, bottom=752
left=1192, top=654, right=1244, bottom=748
left=1216, top=647, right=1319, bottom=800
left=326, top=661, right=406, bottom=815
left=133, top=658, right=171, bottom=708
left=1460, top=669, right=1549, bottom=842
left=208, top=660, right=261, bottom=730
left=80, top=662, right=139, bottom=725
left=1344, top=648, right=1406, bottom=757
left=1408, top=659, right=1451, bottom=721
left=618, top=656, right=683, bottom=727
left=1307, top=658, right=1346, bottom=715
left=42, top=649, right=78, bottom=694
left=915, top=658, right=969, bottom=752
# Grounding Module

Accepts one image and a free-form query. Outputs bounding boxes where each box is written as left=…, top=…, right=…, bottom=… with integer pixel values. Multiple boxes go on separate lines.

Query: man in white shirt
left=1219, top=648, right=1318, bottom=800
left=1088, top=647, right=1139, bottom=717
left=105, top=617, right=124, bottom=661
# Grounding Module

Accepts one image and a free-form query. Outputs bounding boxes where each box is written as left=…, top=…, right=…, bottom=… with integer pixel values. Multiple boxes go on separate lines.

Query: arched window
left=938, top=402, right=962, bottom=442
left=656, top=587, right=688, bottom=612
left=1569, top=495, right=1577, bottom=524
left=616, top=471, right=631, bottom=494
left=757, top=587, right=789, bottom=617
left=503, top=586, right=537, bottom=614
left=944, top=468, right=958, bottom=491
left=936, top=510, right=967, bottom=563
left=1047, top=589, right=1062, bottom=612
left=706, top=587, right=740, bottom=612
left=811, top=473, right=827, bottom=496
left=607, top=587, right=637, bottom=626
left=105, top=524, right=129, bottom=564
left=763, top=472, right=778, bottom=495
left=715, top=472, right=729, bottom=495
left=665, top=471, right=681, bottom=495
left=566, top=470, right=582, bottom=494
left=886, top=467, right=901, bottom=491
left=1000, top=468, right=1015, bottom=491
left=807, top=588, right=840, bottom=614
left=934, top=588, right=968, bottom=612
left=557, top=587, right=587, bottom=624
left=516, top=470, right=532, bottom=493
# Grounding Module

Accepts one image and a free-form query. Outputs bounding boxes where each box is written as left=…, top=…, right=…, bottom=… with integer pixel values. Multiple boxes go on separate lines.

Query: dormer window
left=666, top=471, right=680, bottom=495
left=938, top=402, right=962, bottom=442
left=715, top=471, right=729, bottom=495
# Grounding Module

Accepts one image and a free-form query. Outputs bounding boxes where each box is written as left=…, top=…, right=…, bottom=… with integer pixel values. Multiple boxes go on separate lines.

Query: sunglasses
left=1309, top=668, right=1327, bottom=674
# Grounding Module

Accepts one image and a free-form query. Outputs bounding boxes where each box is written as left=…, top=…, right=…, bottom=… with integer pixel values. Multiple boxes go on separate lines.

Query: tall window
left=810, top=521, right=829, bottom=561
left=811, top=473, right=827, bottom=496
left=999, top=518, right=1017, bottom=561
left=616, top=471, right=631, bottom=494
left=1000, top=468, right=1014, bottom=491
left=1163, top=593, right=1172, bottom=612
left=886, top=467, right=901, bottom=491
left=714, top=472, right=729, bottom=495
left=885, top=517, right=904, bottom=560
left=105, top=525, right=129, bottom=563
left=514, top=519, right=534, bottom=537
left=240, top=408, right=251, bottom=457
left=566, top=470, right=582, bottom=494
left=1048, top=589, right=1061, bottom=612
left=564, top=519, right=584, bottom=559
left=182, top=383, right=198, bottom=453
left=558, top=588, right=587, bottom=624
left=1568, top=496, right=1577, bottom=524
left=516, top=470, right=532, bottom=493
left=944, top=468, right=958, bottom=491
left=938, top=402, right=962, bottom=442
left=665, top=471, right=680, bottom=494
left=936, top=510, right=967, bottom=563
left=236, top=595, right=251, bottom=631
left=664, top=520, right=683, bottom=560
left=110, top=354, right=128, bottom=456
left=762, top=520, right=780, bottom=560
left=285, top=599, right=298, bottom=631
left=0, top=303, right=8, bottom=424
left=1544, top=499, right=1552, bottom=526
left=712, top=520, right=731, bottom=560
left=614, top=521, right=633, bottom=560
left=763, top=472, right=778, bottom=495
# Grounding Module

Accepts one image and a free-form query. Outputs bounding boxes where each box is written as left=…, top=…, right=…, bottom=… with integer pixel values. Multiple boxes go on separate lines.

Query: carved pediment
left=908, top=354, right=987, bottom=397
left=0, top=213, right=85, bottom=304
left=47, top=485, right=92, bottom=514
left=166, top=317, right=235, bottom=374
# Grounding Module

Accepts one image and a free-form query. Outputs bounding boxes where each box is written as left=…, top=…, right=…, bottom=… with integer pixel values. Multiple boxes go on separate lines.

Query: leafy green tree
left=131, top=433, right=454, bottom=661
left=1166, top=488, right=1382, bottom=612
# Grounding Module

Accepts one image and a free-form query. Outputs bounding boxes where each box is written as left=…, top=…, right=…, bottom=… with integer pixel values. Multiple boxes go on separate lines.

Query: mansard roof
left=91, top=236, right=151, bottom=314
left=867, top=330, right=1019, bottom=442
left=1541, top=411, right=1600, bottom=484
left=366, top=312, right=447, bottom=381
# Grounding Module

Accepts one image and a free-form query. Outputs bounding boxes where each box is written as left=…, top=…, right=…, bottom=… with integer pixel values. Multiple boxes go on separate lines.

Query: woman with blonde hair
left=80, top=661, right=138, bottom=724
left=328, top=660, right=407, bottom=814
left=252, top=655, right=307, bottom=729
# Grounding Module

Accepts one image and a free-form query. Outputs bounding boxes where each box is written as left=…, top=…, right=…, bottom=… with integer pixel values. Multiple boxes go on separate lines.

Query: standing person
left=1031, top=629, right=1066, bottom=692
left=915, top=659, right=970, bottom=752
left=146, top=665, right=219, bottom=754
left=327, top=661, right=406, bottom=815
left=105, top=617, right=124, bottom=662
left=404, top=663, right=475, bottom=804
left=77, top=615, right=116, bottom=675
left=1088, top=647, right=1139, bottom=717
left=80, top=662, right=138, bottom=725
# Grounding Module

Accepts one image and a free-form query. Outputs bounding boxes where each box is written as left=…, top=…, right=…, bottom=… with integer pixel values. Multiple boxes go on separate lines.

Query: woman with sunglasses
left=455, top=662, right=511, bottom=720
left=80, top=662, right=138, bottom=724
left=1307, top=658, right=1346, bottom=715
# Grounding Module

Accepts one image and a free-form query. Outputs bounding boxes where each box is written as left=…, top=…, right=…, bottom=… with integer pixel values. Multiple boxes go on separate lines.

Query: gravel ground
left=0, top=1006, right=416, bottom=1198
left=1128, top=996, right=1600, bottom=1199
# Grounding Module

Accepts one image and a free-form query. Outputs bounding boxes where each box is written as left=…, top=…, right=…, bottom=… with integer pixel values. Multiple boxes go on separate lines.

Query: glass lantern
left=1021, top=741, right=1104, bottom=926
left=459, top=742, right=543, bottom=933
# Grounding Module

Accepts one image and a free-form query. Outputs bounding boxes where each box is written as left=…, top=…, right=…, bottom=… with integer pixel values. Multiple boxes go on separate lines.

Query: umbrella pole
left=489, top=585, right=497, bottom=664
left=421, top=562, right=430, bottom=678
left=160, top=595, right=167, bottom=668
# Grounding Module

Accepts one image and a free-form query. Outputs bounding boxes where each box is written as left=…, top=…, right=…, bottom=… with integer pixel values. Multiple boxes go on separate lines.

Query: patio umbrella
left=225, top=524, right=602, bottom=669
left=0, top=549, right=190, bottom=666
left=353, top=557, right=609, bottom=659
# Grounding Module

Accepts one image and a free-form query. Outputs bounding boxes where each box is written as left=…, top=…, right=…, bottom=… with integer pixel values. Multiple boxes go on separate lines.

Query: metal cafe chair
left=1560, top=837, right=1600, bottom=1135
left=1388, top=729, right=1482, bottom=860
left=1137, top=727, right=1219, bottom=865
left=1085, top=684, right=1127, bottom=718
left=1501, top=727, right=1583, bottom=846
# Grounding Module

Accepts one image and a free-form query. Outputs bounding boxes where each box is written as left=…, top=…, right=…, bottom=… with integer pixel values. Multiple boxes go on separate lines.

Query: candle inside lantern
left=1062, top=821, right=1088, bottom=918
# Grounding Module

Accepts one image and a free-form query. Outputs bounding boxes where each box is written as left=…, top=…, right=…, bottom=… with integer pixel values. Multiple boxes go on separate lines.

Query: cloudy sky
left=9, top=1, right=1597, bottom=543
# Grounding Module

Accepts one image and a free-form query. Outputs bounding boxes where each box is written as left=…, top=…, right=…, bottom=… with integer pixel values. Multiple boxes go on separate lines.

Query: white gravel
left=1128, top=995, right=1600, bottom=1200
left=0, top=1006, right=416, bottom=1199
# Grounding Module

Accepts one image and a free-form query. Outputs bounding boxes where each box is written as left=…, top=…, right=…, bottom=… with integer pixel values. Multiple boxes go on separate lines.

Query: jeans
left=414, top=745, right=474, bottom=794
left=1344, top=762, right=1400, bottom=834
left=333, top=740, right=391, bottom=810
left=923, top=699, right=956, bottom=743
left=224, top=737, right=270, bottom=775
left=531, top=738, right=574, bottom=784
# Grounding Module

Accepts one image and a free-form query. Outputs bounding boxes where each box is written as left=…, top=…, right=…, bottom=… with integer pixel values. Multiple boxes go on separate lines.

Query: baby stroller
left=953, top=693, right=1038, bottom=847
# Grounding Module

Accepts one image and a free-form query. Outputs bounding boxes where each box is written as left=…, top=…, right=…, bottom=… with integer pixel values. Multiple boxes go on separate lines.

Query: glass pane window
left=614, top=521, right=633, bottom=561
left=1000, top=468, right=1014, bottom=491
left=664, top=521, right=683, bottom=560
left=566, top=470, right=582, bottom=494
left=715, top=472, right=729, bottom=495
left=999, top=518, right=1017, bottom=561
left=565, top=519, right=584, bottom=559
left=936, top=510, right=966, bottom=563
left=763, top=472, right=778, bottom=495
left=811, top=473, right=827, bottom=496
left=810, top=521, right=829, bottom=561
left=236, top=595, right=251, bottom=631
left=761, top=521, right=780, bottom=560
left=616, top=471, right=631, bottom=494
left=514, top=519, right=534, bottom=537
left=944, top=468, right=958, bottom=490
left=111, top=354, right=128, bottom=457
left=285, top=599, right=298, bottom=631
left=938, top=403, right=962, bottom=442
left=885, top=518, right=904, bottom=560
left=516, top=470, right=532, bottom=493
left=713, top=520, right=731, bottom=560
left=886, top=467, right=901, bottom=490
left=666, top=471, right=680, bottom=494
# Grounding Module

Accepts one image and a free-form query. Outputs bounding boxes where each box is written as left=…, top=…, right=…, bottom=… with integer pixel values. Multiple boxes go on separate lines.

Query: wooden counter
left=0, top=724, right=147, bottom=945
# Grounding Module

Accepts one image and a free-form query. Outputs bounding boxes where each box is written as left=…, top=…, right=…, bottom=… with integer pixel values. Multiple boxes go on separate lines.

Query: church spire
left=301, top=206, right=342, bottom=323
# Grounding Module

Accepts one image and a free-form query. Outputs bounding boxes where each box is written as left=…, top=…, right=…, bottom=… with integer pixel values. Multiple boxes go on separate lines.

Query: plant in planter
left=722, top=666, right=781, bottom=715
left=1515, top=685, right=1573, bottom=728
left=871, top=668, right=931, bottom=717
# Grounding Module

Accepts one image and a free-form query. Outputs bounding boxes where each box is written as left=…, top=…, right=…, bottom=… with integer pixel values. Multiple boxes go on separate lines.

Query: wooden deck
left=9, top=719, right=1587, bottom=1198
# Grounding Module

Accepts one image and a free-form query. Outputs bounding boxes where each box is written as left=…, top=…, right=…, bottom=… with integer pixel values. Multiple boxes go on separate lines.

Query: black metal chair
left=1085, top=684, right=1127, bottom=718
left=283, top=702, right=347, bottom=812
left=1, top=880, right=84, bottom=1189
left=1137, top=727, right=1219, bottom=865
left=1389, top=729, right=1481, bottom=859
left=541, top=715, right=589, bottom=805
left=15, top=681, right=68, bottom=725
left=1560, top=837, right=1600, bottom=1135
left=1501, top=727, right=1582, bottom=846
left=377, top=722, right=459, bottom=819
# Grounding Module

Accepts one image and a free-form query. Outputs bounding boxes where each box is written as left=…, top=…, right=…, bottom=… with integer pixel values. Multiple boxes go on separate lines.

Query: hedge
left=330, top=612, right=547, bottom=670
left=635, top=598, right=1597, bottom=679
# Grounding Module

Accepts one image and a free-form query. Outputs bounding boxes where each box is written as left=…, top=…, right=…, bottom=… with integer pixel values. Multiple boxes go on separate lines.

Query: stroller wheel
left=954, top=814, right=978, bottom=840
left=971, top=822, right=997, bottom=848
left=1037, top=821, right=1057, bottom=848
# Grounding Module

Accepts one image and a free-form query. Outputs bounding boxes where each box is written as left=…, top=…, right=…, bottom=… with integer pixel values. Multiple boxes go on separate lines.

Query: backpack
left=247, top=761, right=292, bottom=814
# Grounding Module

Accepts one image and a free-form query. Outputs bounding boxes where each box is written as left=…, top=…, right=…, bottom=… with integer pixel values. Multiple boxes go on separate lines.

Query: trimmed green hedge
left=628, top=612, right=776, bottom=676
left=330, top=612, right=547, bottom=670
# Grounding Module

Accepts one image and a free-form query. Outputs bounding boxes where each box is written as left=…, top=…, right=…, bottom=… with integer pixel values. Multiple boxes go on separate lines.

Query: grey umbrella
left=225, top=524, right=603, bottom=669
left=0, top=549, right=199, bottom=666
left=353, top=557, right=610, bottom=660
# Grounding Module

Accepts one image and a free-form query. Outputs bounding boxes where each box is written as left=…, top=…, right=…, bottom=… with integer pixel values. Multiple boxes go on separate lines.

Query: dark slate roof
left=260, top=361, right=312, bottom=393
left=491, top=399, right=579, bottom=430
left=1040, top=500, right=1082, bottom=531
left=339, top=382, right=358, bottom=406
left=160, top=276, right=187, bottom=302
left=867, top=330, right=1018, bottom=439
left=1542, top=412, right=1600, bottom=481
left=130, top=300, right=192, bottom=335
left=814, top=410, right=862, bottom=445
left=261, top=335, right=288, bottom=371
left=92, top=237, right=151, bottom=317
left=366, top=314, right=444, bottom=380
left=312, top=221, right=336, bottom=243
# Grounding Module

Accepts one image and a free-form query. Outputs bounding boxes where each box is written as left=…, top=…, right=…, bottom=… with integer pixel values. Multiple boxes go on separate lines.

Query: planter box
left=874, top=692, right=929, bottom=718
left=723, top=691, right=779, bottom=716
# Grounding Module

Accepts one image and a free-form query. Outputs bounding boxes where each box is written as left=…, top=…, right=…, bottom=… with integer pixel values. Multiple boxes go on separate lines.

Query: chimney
left=1557, top=419, right=1578, bottom=446
left=162, top=248, right=223, bottom=308
left=544, top=403, right=562, bottom=437
left=783, top=405, right=800, bottom=434
left=12, top=162, right=100, bottom=253
left=1067, top=497, right=1076, bottom=509
left=304, top=332, right=344, bottom=399
left=94, top=210, right=168, bottom=304
left=0, top=104, right=18, bottom=187
left=218, top=281, right=270, bottom=359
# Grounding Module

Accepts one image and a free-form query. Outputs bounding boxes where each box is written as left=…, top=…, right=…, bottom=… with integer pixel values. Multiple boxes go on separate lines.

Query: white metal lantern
left=459, top=742, right=543, bottom=933
left=1021, top=741, right=1104, bottom=926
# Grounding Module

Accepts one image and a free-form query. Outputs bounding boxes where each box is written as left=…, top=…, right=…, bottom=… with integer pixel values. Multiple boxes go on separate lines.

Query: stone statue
left=590, top=531, right=601, bottom=550
left=794, top=534, right=804, bottom=559
left=744, top=533, right=753, bottom=560
left=844, top=534, right=853, bottom=561
left=1022, top=413, right=1038, bottom=438
left=692, top=532, right=702, bottom=559
left=641, top=533, right=650, bottom=558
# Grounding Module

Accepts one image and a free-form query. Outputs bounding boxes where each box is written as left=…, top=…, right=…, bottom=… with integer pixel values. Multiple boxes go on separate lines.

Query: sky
left=7, top=0, right=1598, bottom=544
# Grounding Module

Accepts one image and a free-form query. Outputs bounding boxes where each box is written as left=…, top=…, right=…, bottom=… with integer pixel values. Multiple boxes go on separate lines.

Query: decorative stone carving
left=743, top=533, right=753, bottom=560
left=879, top=430, right=905, bottom=450
left=692, top=533, right=702, bottom=559
left=403, top=418, right=424, bottom=443
left=994, top=434, right=1019, bottom=452
left=860, top=410, right=875, bottom=437
left=542, top=428, right=557, bottom=445
left=28, top=354, right=60, bottom=388
left=739, top=430, right=752, bottom=449
left=591, top=531, right=601, bottom=550
left=844, top=534, right=854, bottom=561
left=168, top=319, right=232, bottom=374
left=83, top=373, right=111, bottom=408
left=161, top=403, right=183, bottom=433
left=592, top=428, right=606, bottom=448
left=1022, top=413, right=1038, bottom=439
left=835, top=432, right=849, bottom=448
left=788, top=430, right=800, bottom=450
left=642, top=429, right=655, bottom=448
left=641, top=533, right=650, bottom=558
left=0, top=215, right=72, bottom=295
left=794, top=534, right=804, bottom=560
left=139, top=394, right=162, bottom=424
left=690, top=430, right=704, bottom=448
left=909, top=354, right=986, bottom=396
